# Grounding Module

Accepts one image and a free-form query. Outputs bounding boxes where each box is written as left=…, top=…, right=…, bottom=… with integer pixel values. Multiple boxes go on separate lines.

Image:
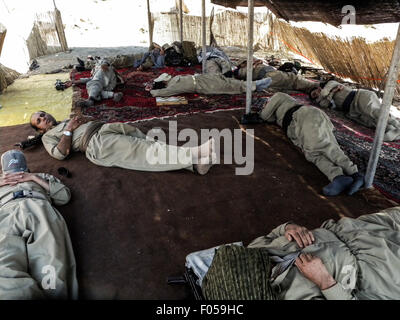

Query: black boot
left=347, top=172, right=364, bottom=195
left=322, top=175, right=353, bottom=196
left=77, top=57, right=85, bottom=67
left=82, top=99, right=95, bottom=108
left=240, top=112, right=264, bottom=124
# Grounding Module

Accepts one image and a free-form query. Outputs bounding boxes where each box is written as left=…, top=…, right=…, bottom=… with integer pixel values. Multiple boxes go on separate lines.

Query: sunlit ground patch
left=0, top=73, right=72, bottom=127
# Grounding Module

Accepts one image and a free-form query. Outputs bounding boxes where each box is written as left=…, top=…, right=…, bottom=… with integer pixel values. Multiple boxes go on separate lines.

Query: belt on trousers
left=282, top=104, right=303, bottom=135
left=342, top=90, right=356, bottom=114
left=79, top=121, right=105, bottom=153
left=0, top=190, right=47, bottom=207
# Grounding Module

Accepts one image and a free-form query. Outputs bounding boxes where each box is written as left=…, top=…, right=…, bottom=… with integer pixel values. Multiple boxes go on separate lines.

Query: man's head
left=309, top=87, right=322, bottom=101
left=153, top=73, right=171, bottom=89
left=30, top=111, right=57, bottom=134
left=237, top=59, right=247, bottom=69
left=1, top=150, right=28, bottom=174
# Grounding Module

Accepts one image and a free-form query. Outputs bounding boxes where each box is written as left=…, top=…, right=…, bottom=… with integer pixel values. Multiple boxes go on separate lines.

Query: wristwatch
left=63, top=130, right=72, bottom=137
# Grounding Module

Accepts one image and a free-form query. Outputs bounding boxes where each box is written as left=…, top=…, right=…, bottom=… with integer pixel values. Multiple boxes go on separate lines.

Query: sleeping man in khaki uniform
left=73, top=59, right=124, bottom=108
left=191, top=206, right=400, bottom=300
left=30, top=111, right=216, bottom=175
left=149, top=72, right=272, bottom=97
left=234, top=58, right=319, bottom=93
left=249, top=205, right=400, bottom=299
left=0, top=150, right=78, bottom=299
left=259, top=92, right=364, bottom=196
left=310, top=80, right=400, bottom=141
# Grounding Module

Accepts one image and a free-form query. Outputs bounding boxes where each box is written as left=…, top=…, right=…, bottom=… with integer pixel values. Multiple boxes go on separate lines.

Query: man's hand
left=295, top=253, right=336, bottom=290
left=285, top=223, right=315, bottom=248
left=66, top=115, right=91, bottom=132
left=0, top=172, right=37, bottom=186
left=333, top=84, right=344, bottom=93
left=253, top=59, right=263, bottom=66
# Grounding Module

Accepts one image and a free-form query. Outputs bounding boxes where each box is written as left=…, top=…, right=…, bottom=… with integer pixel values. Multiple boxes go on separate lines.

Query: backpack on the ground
left=182, top=41, right=199, bottom=66
left=165, top=41, right=184, bottom=67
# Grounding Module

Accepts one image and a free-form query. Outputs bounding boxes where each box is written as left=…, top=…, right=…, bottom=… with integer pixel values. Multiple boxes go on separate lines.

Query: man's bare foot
left=193, top=163, right=213, bottom=175
left=192, top=138, right=215, bottom=163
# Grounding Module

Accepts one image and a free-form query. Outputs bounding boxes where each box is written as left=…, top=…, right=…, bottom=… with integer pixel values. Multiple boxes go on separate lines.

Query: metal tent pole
left=365, top=23, right=400, bottom=188
left=147, top=0, right=153, bottom=45
left=179, top=0, right=183, bottom=43
left=245, top=0, right=254, bottom=114
left=202, top=0, right=207, bottom=73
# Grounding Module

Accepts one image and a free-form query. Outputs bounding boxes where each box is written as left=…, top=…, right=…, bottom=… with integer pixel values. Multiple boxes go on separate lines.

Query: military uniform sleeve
left=318, top=97, right=333, bottom=109
left=248, top=222, right=292, bottom=248
left=38, top=173, right=71, bottom=206
left=266, top=222, right=292, bottom=239
left=321, top=283, right=356, bottom=300
left=42, top=132, right=68, bottom=160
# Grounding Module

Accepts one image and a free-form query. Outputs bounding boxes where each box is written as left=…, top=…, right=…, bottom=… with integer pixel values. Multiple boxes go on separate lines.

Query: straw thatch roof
left=211, top=0, right=400, bottom=26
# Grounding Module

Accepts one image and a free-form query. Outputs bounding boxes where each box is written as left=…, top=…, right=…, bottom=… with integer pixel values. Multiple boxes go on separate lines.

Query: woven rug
left=71, top=65, right=277, bottom=122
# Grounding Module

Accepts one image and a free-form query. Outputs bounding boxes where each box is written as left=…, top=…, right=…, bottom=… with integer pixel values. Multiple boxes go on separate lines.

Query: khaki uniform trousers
left=85, top=123, right=194, bottom=172
left=287, top=106, right=358, bottom=181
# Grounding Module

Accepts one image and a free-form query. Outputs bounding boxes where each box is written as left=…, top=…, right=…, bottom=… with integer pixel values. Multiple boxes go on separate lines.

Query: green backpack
left=202, top=245, right=277, bottom=300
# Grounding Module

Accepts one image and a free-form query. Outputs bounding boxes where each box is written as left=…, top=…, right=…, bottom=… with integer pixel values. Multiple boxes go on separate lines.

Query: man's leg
left=0, top=233, right=44, bottom=299
left=354, top=90, right=400, bottom=141
left=86, top=123, right=194, bottom=172
left=100, top=90, right=123, bottom=102
left=87, top=82, right=102, bottom=101
left=196, top=74, right=258, bottom=95
left=290, top=107, right=357, bottom=195
left=24, top=204, right=79, bottom=300
left=205, top=59, right=222, bottom=74
left=134, top=52, right=151, bottom=68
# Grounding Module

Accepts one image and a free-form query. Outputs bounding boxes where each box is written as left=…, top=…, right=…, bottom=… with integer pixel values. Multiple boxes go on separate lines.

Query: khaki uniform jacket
left=248, top=206, right=400, bottom=300
left=0, top=174, right=78, bottom=299
left=317, top=80, right=400, bottom=141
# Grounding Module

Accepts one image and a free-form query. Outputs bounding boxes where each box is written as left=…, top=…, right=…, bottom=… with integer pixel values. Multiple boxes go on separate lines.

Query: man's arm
left=295, top=253, right=356, bottom=300
left=248, top=222, right=314, bottom=248
left=42, top=117, right=85, bottom=160
left=4, top=172, right=71, bottom=206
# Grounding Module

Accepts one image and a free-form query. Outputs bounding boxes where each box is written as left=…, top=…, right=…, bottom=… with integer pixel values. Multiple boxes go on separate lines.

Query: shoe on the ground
left=240, top=112, right=264, bottom=124
left=255, top=77, right=272, bottom=91
left=77, top=57, right=85, bottom=67
left=322, top=175, right=353, bottom=196
left=347, top=172, right=365, bottom=195
left=82, top=99, right=95, bottom=108
left=113, top=92, right=124, bottom=102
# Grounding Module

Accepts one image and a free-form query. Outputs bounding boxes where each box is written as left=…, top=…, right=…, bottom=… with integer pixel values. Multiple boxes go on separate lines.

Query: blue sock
left=322, top=175, right=353, bottom=196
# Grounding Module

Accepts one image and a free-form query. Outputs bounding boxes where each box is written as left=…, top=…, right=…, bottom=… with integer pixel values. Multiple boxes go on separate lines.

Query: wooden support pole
left=202, top=0, right=207, bottom=73
left=365, top=24, right=400, bottom=188
left=245, top=0, right=254, bottom=114
left=54, top=7, right=68, bottom=52
left=147, top=0, right=153, bottom=45
left=179, top=0, right=183, bottom=43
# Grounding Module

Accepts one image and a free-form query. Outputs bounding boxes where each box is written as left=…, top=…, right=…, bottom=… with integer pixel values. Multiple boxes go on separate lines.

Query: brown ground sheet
left=0, top=109, right=396, bottom=299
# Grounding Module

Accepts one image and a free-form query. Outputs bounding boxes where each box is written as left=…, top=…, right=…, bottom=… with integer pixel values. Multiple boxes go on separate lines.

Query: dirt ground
left=0, top=109, right=395, bottom=299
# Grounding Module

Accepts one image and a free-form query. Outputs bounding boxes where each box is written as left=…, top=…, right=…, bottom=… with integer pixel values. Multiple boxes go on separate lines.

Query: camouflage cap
left=1, top=149, right=28, bottom=173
